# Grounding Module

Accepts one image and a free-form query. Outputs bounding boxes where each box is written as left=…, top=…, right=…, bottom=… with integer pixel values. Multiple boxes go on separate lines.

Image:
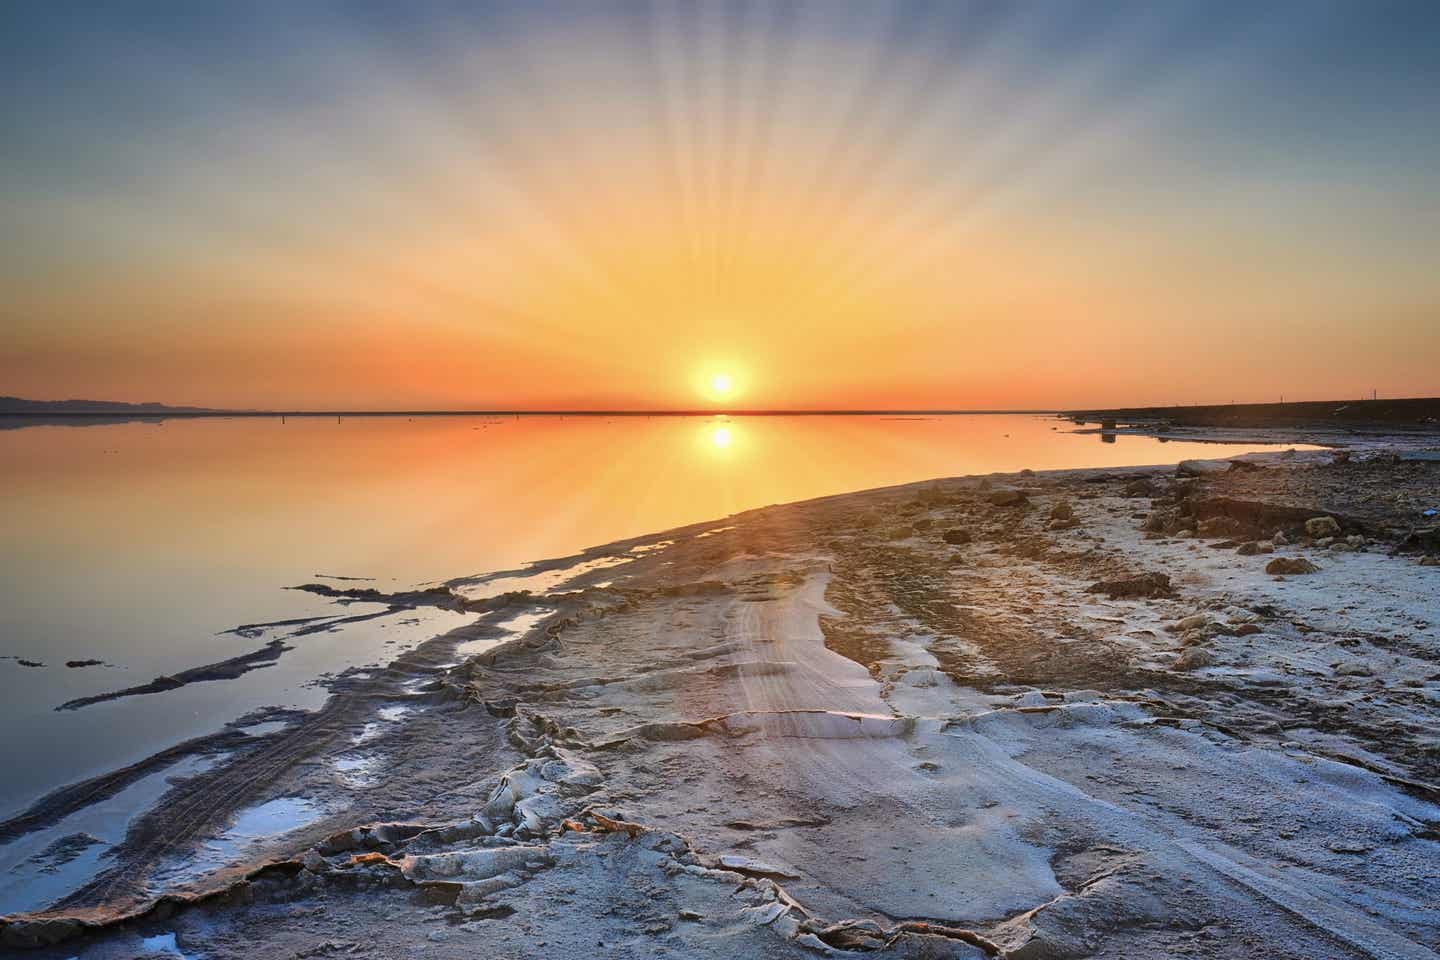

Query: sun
left=697, top=367, right=742, bottom=405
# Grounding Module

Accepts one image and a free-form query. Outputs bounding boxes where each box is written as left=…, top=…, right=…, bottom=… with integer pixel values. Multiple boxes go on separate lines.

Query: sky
left=2, top=0, right=1437, bottom=411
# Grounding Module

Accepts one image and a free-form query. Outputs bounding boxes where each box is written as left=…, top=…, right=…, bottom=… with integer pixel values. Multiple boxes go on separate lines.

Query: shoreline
left=1065, top=396, right=1440, bottom=447
left=3, top=439, right=1439, bottom=956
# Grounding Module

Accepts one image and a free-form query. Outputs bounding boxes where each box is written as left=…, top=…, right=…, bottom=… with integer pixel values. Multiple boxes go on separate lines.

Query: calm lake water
left=0, top=414, right=1306, bottom=818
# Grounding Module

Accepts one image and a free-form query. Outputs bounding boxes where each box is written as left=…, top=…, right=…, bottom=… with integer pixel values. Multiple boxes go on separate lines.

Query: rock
left=1165, top=516, right=1196, bottom=537
left=911, top=517, right=933, bottom=532
left=1265, top=557, right=1319, bottom=576
left=64, top=659, right=104, bottom=668
left=1196, top=518, right=1231, bottom=538
left=1124, top=478, right=1155, bottom=497
left=1049, top=500, right=1074, bottom=521
left=1233, top=623, right=1263, bottom=636
left=1327, top=839, right=1375, bottom=854
left=941, top=528, right=972, bottom=545
left=1305, top=516, right=1341, bottom=538
left=988, top=488, right=1028, bottom=507
left=1421, top=556, right=1440, bottom=567
left=1141, top=511, right=1171, bottom=533
left=1398, top=525, right=1440, bottom=554
left=1046, top=518, right=1079, bottom=531
left=1085, top=573, right=1173, bottom=599
left=1168, top=614, right=1210, bottom=633
left=1345, top=534, right=1365, bottom=549
left=1272, top=529, right=1289, bottom=546
left=1173, top=648, right=1213, bottom=671
left=1177, top=459, right=1232, bottom=477
left=1334, top=662, right=1374, bottom=677
left=1236, top=541, right=1261, bottom=556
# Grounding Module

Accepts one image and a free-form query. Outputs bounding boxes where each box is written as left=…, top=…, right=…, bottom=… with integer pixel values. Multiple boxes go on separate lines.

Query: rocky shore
left=3, top=445, right=1438, bottom=958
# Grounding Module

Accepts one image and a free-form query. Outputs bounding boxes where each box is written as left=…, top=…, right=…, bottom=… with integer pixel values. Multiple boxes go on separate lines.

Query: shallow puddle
left=0, top=754, right=219, bottom=914
left=454, top=611, right=548, bottom=658
left=154, top=796, right=324, bottom=889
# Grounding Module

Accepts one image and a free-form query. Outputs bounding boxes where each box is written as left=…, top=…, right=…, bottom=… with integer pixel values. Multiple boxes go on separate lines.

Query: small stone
left=1305, top=516, right=1342, bottom=538
left=1049, top=500, right=1074, bottom=521
left=1085, top=573, right=1173, bottom=599
left=1177, top=459, right=1232, bottom=477
left=941, top=528, right=972, bottom=545
left=1236, top=541, right=1261, bottom=556
left=1233, top=623, right=1263, bottom=636
left=1169, top=614, right=1210, bottom=634
left=1273, top=529, right=1290, bottom=546
left=988, top=488, right=1027, bottom=507
left=1266, top=557, right=1320, bottom=576
left=1420, top=556, right=1440, bottom=567
left=1173, top=648, right=1213, bottom=671
left=1327, top=839, right=1374, bottom=854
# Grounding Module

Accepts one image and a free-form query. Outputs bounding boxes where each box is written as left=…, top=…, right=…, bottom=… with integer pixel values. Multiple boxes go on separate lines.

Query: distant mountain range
left=0, top=396, right=235, bottom=414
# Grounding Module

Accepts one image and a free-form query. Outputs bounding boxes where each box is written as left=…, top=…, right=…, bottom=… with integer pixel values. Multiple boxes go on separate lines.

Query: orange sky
left=3, top=3, right=1437, bottom=410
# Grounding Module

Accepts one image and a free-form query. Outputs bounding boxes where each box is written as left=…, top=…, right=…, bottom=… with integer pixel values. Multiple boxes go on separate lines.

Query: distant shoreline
left=1066, top=396, right=1439, bottom=430
left=0, top=408, right=1059, bottom=421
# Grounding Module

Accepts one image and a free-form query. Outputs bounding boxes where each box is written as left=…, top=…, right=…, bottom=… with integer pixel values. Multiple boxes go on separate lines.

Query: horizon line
left=0, top=408, right=1063, bottom=418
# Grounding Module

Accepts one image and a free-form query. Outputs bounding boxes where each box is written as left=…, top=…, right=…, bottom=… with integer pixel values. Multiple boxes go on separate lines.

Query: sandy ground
left=2, top=446, right=1438, bottom=958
